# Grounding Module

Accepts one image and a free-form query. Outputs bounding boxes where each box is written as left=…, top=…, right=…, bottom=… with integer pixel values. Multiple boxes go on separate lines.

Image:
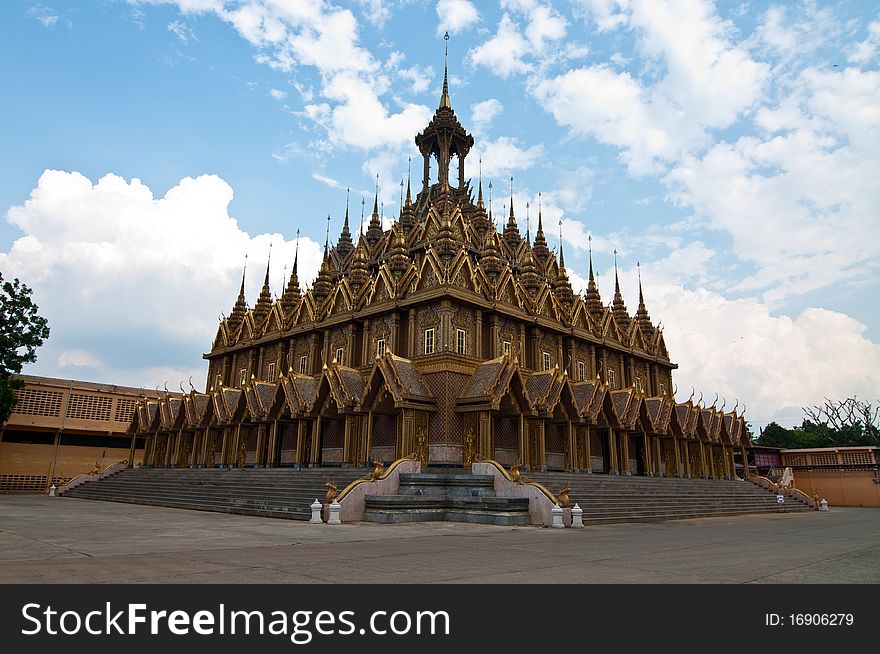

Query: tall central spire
left=440, top=31, right=451, bottom=109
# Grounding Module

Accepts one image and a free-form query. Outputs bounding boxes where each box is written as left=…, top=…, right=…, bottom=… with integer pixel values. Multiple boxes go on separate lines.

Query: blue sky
left=1, top=0, right=878, bottom=429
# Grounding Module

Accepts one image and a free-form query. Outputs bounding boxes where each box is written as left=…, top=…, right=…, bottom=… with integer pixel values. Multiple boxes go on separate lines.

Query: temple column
left=621, top=431, right=631, bottom=476
left=654, top=436, right=662, bottom=477
left=642, top=431, right=651, bottom=476
left=293, top=419, right=304, bottom=465
left=311, top=417, right=322, bottom=466
left=566, top=419, right=575, bottom=472
left=127, top=431, right=137, bottom=469
left=741, top=446, right=751, bottom=478
left=267, top=419, right=278, bottom=467
left=518, top=416, right=526, bottom=466
left=233, top=424, right=244, bottom=467
left=699, top=441, right=708, bottom=479
left=534, top=420, right=546, bottom=470
left=342, top=414, right=360, bottom=466
left=489, top=315, right=499, bottom=358
left=728, top=446, right=737, bottom=480
left=585, top=425, right=592, bottom=474
left=365, top=411, right=374, bottom=463
left=475, top=310, right=483, bottom=358
left=189, top=431, right=199, bottom=467
left=408, top=309, right=416, bottom=358
left=682, top=440, right=691, bottom=478
left=478, top=411, right=492, bottom=460
left=608, top=430, right=618, bottom=475
left=255, top=424, right=266, bottom=466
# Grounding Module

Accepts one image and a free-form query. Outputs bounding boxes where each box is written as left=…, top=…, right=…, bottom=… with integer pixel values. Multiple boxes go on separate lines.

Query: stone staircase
left=524, top=472, right=813, bottom=525
left=363, top=468, right=531, bottom=526
left=61, top=467, right=365, bottom=520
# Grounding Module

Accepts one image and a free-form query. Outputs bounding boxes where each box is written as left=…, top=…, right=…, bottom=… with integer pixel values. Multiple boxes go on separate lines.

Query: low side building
left=781, top=446, right=880, bottom=508
left=0, top=375, right=164, bottom=493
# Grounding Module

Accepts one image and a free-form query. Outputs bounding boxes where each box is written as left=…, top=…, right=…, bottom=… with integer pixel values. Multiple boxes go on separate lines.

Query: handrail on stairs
left=56, top=460, right=129, bottom=494
left=334, top=455, right=418, bottom=504
left=748, top=474, right=817, bottom=508
left=473, top=457, right=560, bottom=507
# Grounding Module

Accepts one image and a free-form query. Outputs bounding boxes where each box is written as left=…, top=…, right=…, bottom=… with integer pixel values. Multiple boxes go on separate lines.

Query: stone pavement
left=1, top=495, right=878, bottom=583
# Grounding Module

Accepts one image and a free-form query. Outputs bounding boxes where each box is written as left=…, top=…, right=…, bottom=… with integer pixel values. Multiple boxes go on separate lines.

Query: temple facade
left=129, top=54, right=752, bottom=480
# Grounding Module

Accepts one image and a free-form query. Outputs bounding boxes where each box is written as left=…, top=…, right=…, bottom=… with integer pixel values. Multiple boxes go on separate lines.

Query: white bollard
left=309, top=499, right=323, bottom=523
left=571, top=503, right=584, bottom=528
left=819, top=499, right=829, bottom=511
left=48, top=485, right=56, bottom=497
left=327, top=499, right=342, bottom=525
left=551, top=505, right=565, bottom=528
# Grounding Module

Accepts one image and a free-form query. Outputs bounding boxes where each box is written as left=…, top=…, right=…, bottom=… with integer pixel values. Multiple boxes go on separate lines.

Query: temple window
left=377, top=338, right=386, bottom=358
left=607, top=369, right=615, bottom=389
left=424, top=328, right=435, bottom=354
left=635, top=376, right=642, bottom=392
left=216, top=373, right=222, bottom=389
left=542, top=351, right=551, bottom=371
left=335, top=347, right=344, bottom=365
left=267, top=362, right=276, bottom=383
left=503, top=340, right=511, bottom=356
left=660, top=382, right=666, bottom=396
left=456, top=329, right=466, bottom=355
left=578, top=361, right=585, bottom=381
left=299, top=355, right=307, bottom=375
left=239, top=368, right=247, bottom=387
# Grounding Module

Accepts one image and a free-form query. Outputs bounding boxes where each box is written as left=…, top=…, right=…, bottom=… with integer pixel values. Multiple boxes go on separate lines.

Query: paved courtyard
left=1, top=495, right=878, bottom=583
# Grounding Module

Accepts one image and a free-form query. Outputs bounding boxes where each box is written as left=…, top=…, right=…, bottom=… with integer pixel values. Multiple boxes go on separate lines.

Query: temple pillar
left=621, top=431, right=631, bottom=476
left=585, top=425, right=592, bottom=473
left=311, top=417, right=322, bottom=466
left=566, top=419, right=575, bottom=471
left=478, top=411, right=492, bottom=460
left=267, top=420, right=278, bottom=467
left=127, top=432, right=137, bottom=469
left=699, top=441, right=708, bottom=479
left=642, top=431, right=651, bottom=476
left=365, top=411, right=374, bottom=464
left=189, top=431, right=199, bottom=467
left=741, top=445, right=750, bottom=478
left=682, top=440, right=691, bottom=478
left=475, top=310, right=483, bottom=358
left=608, top=430, right=618, bottom=475
left=255, top=424, right=266, bottom=466
left=342, top=414, right=360, bottom=466
left=518, top=416, right=526, bottom=466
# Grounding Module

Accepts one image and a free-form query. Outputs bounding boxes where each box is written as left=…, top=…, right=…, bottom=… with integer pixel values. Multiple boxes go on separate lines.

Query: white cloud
left=469, top=14, right=533, bottom=78
left=653, top=285, right=880, bottom=428
left=2, top=170, right=323, bottom=388
left=849, top=20, right=880, bottom=64
left=58, top=350, right=103, bottom=369
left=473, top=136, right=543, bottom=178
left=524, top=4, right=567, bottom=52
left=268, top=87, right=287, bottom=100
left=665, top=67, right=880, bottom=304
left=26, top=5, right=70, bottom=29
left=167, top=20, right=196, bottom=43
left=533, top=0, right=769, bottom=173
left=436, top=0, right=479, bottom=35
left=470, top=98, right=503, bottom=134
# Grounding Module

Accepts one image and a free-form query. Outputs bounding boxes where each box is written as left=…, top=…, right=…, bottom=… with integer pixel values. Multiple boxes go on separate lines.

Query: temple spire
left=440, top=31, right=451, bottom=109
left=476, top=158, right=484, bottom=208
left=366, top=174, right=383, bottom=245
left=611, top=248, right=631, bottom=330
left=281, top=228, right=302, bottom=309
left=559, top=218, right=565, bottom=268
left=635, top=261, right=654, bottom=337
left=405, top=157, right=412, bottom=206
left=533, top=192, right=550, bottom=262
left=253, top=245, right=273, bottom=323
left=585, top=235, right=603, bottom=320
left=227, top=255, right=249, bottom=329
left=336, top=188, right=354, bottom=259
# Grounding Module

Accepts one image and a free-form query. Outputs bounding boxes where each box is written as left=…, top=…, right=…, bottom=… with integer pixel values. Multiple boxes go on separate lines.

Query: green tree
left=0, top=272, right=50, bottom=424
